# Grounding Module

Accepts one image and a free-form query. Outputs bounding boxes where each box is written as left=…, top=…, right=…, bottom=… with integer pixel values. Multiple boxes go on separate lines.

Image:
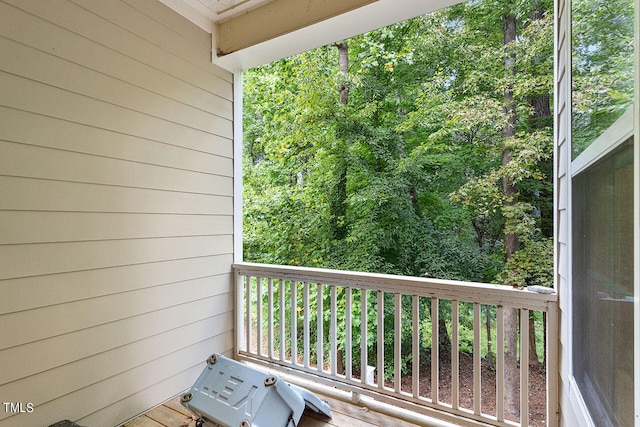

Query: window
left=570, top=0, right=636, bottom=425
left=572, top=125, right=634, bottom=427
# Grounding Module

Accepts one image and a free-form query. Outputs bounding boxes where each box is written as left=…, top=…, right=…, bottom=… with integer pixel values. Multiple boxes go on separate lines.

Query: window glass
left=572, top=137, right=634, bottom=427
left=571, top=0, right=634, bottom=158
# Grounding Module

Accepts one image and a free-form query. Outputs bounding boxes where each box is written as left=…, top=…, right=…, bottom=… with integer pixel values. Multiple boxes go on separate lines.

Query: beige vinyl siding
left=554, top=0, right=578, bottom=425
left=0, top=0, right=234, bottom=426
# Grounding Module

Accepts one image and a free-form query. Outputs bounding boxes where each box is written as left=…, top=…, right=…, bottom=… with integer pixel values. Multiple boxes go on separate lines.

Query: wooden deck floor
left=122, top=392, right=420, bottom=427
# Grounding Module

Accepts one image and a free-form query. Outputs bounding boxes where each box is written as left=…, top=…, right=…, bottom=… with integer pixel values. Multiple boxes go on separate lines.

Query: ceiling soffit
left=160, top=0, right=463, bottom=72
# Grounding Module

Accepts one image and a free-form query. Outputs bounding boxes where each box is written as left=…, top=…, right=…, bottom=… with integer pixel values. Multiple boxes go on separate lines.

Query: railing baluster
left=361, top=288, right=368, bottom=386
left=330, top=285, right=338, bottom=376
left=412, top=295, right=420, bottom=398
left=345, top=287, right=353, bottom=380
left=317, top=283, right=324, bottom=372
left=452, top=300, right=459, bottom=410
left=257, top=277, right=263, bottom=356
left=268, top=278, right=274, bottom=359
left=473, top=302, right=481, bottom=415
left=291, top=280, right=297, bottom=365
left=431, top=297, right=439, bottom=403
left=279, top=278, right=285, bottom=361
left=520, top=308, right=530, bottom=427
left=496, top=306, right=505, bottom=422
left=303, top=281, right=310, bottom=368
left=246, top=275, right=252, bottom=353
left=377, top=291, right=384, bottom=389
left=394, top=293, right=402, bottom=393
left=233, top=263, right=557, bottom=427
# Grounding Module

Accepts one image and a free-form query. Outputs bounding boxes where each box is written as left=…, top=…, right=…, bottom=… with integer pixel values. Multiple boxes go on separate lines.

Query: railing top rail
left=233, top=262, right=557, bottom=312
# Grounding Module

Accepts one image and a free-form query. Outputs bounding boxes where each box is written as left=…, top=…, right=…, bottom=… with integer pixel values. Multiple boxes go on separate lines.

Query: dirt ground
left=393, top=352, right=547, bottom=426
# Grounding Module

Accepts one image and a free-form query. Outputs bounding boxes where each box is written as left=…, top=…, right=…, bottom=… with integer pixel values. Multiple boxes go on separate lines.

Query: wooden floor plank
left=122, top=415, right=165, bottom=427
left=162, top=396, right=196, bottom=418
left=127, top=389, right=431, bottom=427
left=145, top=403, right=196, bottom=427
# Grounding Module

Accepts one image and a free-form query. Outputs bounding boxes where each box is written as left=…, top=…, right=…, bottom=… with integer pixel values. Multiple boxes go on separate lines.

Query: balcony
left=231, top=262, right=558, bottom=427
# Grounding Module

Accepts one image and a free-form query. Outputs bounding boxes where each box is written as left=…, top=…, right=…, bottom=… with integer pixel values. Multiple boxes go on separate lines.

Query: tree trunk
left=529, top=311, right=540, bottom=367
left=334, top=41, right=349, bottom=374
left=439, top=315, right=451, bottom=353
left=527, top=4, right=554, bottom=237
left=502, top=11, right=521, bottom=418
left=486, top=306, right=494, bottom=367
left=329, top=42, right=349, bottom=242
left=336, top=42, right=350, bottom=105
left=504, top=307, right=520, bottom=416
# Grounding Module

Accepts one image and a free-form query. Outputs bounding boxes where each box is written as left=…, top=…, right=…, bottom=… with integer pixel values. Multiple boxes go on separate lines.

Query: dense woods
left=243, top=0, right=554, bottom=288
left=242, top=0, right=557, bottom=415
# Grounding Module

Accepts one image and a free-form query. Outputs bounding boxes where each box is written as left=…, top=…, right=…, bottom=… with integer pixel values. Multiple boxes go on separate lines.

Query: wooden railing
left=233, top=262, right=558, bottom=427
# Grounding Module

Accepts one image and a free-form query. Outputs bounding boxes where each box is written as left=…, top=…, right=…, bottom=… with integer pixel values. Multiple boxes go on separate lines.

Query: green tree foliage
left=243, top=0, right=555, bottom=377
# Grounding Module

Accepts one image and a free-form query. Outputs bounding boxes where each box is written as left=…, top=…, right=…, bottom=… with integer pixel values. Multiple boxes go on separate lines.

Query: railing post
left=496, top=306, right=505, bottom=422
left=303, top=281, right=310, bottom=368
left=234, top=269, right=244, bottom=357
left=345, top=287, right=353, bottom=380
left=546, top=303, right=560, bottom=427
left=279, top=278, right=285, bottom=361
left=246, top=275, right=252, bottom=353
left=291, top=280, right=297, bottom=365
left=360, top=288, right=368, bottom=386
left=330, top=285, right=337, bottom=376
left=317, top=283, right=324, bottom=372
left=394, top=293, right=402, bottom=394
left=452, top=300, right=459, bottom=410
left=268, top=278, right=274, bottom=359
left=377, top=291, right=384, bottom=389
left=431, top=297, right=439, bottom=404
left=412, top=295, right=420, bottom=399
left=473, top=302, right=481, bottom=415
left=520, top=308, right=530, bottom=427
left=257, top=277, right=263, bottom=356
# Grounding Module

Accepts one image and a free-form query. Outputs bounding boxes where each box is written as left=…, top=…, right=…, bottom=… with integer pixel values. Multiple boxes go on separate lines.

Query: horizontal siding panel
left=0, top=311, right=233, bottom=413
left=1, top=273, right=233, bottom=350
left=0, top=235, right=233, bottom=280
left=0, top=107, right=233, bottom=169
left=77, top=334, right=233, bottom=427
left=0, top=1, right=222, bottom=113
left=0, top=36, right=231, bottom=133
left=124, top=0, right=212, bottom=50
left=82, top=364, right=204, bottom=427
left=0, top=254, right=233, bottom=314
left=558, top=241, right=568, bottom=283
left=1, top=332, right=233, bottom=427
left=0, top=211, right=232, bottom=245
left=0, top=27, right=230, bottom=121
left=72, top=0, right=223, bottom=76
left=3, top=0, right=232, bottom=97
left=0, top=0, right=235, bottom=425
left=558, top=207, right=567, bottom=244
left=0, top=291, right=233, bottom=385
left=0, top=71, right=232, bottom=142
left=558, top=173, right=568, bottom=210
left=557, top=136, right=568, bottom=178
left=0, top=141, right=233, bottom=195
left=0, top=176, right=232, bottom=215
